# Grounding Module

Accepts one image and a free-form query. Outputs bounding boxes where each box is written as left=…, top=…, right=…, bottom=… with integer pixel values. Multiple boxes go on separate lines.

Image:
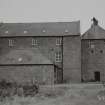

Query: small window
left=91, top=50, right=94, bottom=53
left=100, top=50, right=103, bottom=53
left=32, top=39, right=38, bottom=46
left=56, top=38, right=62, bottom=45
left=8, top=39, right=14, bottom=47
left=5, top=30, right=9, bottom=34
left=55, top=52, right=62, bottom=62
left=42, top=30, right=46, bottom=33
left=23, top=30, right=28, bottom=34
left=89, top=40, right=95, bottom=49
left=65, top=29, right=69, bottom=33
left=90, top=44, right=95, bottom=49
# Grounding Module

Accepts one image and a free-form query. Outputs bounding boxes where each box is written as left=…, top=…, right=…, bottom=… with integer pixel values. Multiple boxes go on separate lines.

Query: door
left=54, top=66, right=63, bottom=84
left=94, top=71, right=100, bottom=81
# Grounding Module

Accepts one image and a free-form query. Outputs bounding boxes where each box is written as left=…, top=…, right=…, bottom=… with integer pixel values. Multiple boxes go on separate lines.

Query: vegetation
left=0, top=79, right=39, bottom=101
left=0, top=83, right=105, bottom=105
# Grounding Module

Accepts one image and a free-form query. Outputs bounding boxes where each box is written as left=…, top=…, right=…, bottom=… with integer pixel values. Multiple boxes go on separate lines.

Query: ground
left=0, top=83, right=105, bottom=105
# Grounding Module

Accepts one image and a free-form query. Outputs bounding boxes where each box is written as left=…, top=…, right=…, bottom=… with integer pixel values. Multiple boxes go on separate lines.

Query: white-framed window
left=55, top=52, right=62, bottom=62
left=8, top=39, right=14, bottom=47
left=32, top=39, right=38, bottom=46
left=56, top=38, right=62, bottom=45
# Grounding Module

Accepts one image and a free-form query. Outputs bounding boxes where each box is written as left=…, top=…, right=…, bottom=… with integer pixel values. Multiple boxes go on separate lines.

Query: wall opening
left=94, top=71, right=100, bottom=81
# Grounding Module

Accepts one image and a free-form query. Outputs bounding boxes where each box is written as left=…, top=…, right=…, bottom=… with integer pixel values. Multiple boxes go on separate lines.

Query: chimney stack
left=92, top=17, right=98, bottom=26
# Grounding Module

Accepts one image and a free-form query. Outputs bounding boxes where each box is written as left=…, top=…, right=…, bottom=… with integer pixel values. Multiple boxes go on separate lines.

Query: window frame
left=31, top=38, right=38, bottom=46
left=8, top=39, right=14, bottom=47
left=55, top=52, right=62, bottom=62
left=56, top=38, right=62, bottom=46
left=88, top=40, right=95, bottom=49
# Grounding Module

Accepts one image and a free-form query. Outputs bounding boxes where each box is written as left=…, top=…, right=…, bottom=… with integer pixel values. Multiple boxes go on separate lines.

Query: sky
left=0, top=0, right=105, bottom=33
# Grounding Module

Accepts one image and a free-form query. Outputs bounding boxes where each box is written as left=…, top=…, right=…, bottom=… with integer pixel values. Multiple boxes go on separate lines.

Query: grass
left=0, top=83, right=105, bottom=105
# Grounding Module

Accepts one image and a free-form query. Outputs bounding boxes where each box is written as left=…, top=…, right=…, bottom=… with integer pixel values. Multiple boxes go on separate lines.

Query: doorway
left=54, top=66, right=63, bottom=84
left=94, top=71, right=100, bottom=81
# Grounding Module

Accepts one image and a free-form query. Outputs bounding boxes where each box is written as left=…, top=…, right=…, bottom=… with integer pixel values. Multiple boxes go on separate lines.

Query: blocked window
left=55, top=52, right=62, bottom=62
left=32, top=39, right=38, bottom=46
left=8, top=39, right=14, bottom=47
left=56, top=38, right=62, bottom=45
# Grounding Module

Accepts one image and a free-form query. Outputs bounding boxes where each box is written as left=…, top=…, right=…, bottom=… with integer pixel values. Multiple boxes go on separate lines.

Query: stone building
left=0, top=21, right=81, bottom=84
left=82, top=18, right=105, bottom=82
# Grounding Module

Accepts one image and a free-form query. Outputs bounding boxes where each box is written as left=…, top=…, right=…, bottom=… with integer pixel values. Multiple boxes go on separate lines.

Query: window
left=91, top=50, right=94, bottom=53
left=23, top=30, right=28, bottom=34
left=55, top=52, right=62, bottom=62
left=65, top=29, right=69, bottom=33
left=5, top=31, right=9, bottom=34
left=100, top=50, right=103, bottom=53
left=32, top=39, right=38, bottom=46
left=89, top=40, right=95, bottom=48
left=90, top=44, right=95, bottom=49
left=56, top=38, right=62, bottom=45
left=8, top=39, right=14, bottom=47
left=42, top=29, right=46, bottom=33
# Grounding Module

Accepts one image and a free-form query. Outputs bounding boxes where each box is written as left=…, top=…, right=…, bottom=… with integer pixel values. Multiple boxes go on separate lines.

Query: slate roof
left=82, top=19, right=105, bottom=39
left=0, top=49, right=53, bottom=65
left=0, top=21, right=80, bottom=37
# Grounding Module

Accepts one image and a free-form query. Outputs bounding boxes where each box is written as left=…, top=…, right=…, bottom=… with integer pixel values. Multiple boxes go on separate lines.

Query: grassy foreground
left=0, top=83, right=105, bottom=105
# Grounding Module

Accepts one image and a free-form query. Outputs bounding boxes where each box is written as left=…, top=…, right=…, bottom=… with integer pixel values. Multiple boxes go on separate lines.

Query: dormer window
left=65, top=29, right=69, bottom=33
left=8, top=39, right=14, bottom=47
left=32, top=39, right=38, bottom=46
left=5, top=31, right=9, bottom=34
left=42, top=30, right=46, bottom=33
left=23, top=30, right=28, bottom=34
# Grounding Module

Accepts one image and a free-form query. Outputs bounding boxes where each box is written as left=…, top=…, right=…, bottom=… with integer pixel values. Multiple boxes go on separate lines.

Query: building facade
left=0, top=21, right=81, bottom=84
left=1, top=18, right=105, bottom=84
left=82, top=18, right=105, bottom=82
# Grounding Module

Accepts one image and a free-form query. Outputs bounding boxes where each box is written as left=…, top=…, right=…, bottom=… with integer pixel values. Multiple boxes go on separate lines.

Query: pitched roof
left=0, top=21, right=80, bottom=37
left=82, top=18, right=105, bottom=39
left=0, top=49, right=53, bottom=65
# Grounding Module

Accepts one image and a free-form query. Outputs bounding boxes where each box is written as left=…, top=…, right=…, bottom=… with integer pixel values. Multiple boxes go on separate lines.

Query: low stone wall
left=0, top=65, right=54, bottom=85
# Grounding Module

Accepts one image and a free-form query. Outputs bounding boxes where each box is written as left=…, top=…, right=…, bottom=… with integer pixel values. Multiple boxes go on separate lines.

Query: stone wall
left=82, top=39, right=105, bottom=81
left=0, top=65, right=54, bottom=84
left=63, top=36, right=81, bottom=82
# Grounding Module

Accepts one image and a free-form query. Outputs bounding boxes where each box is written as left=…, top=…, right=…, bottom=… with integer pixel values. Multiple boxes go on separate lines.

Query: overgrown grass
left=0, top=83, right=105, bottom=105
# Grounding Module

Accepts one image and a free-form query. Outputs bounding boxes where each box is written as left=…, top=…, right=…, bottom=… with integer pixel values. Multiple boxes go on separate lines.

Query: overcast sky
left=0, top=0, right=105, bottom=33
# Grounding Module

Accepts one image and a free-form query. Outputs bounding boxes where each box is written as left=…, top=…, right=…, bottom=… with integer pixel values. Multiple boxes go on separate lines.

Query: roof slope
left=0, top=49, right=53, bottom=65
left=82, top=18, right=105, bottom=39
left=0, top=21, right=80, bottom=37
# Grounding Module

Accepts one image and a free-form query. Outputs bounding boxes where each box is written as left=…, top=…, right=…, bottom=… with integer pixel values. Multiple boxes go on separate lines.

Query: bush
left=0, top=79, right=39, bottom=101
